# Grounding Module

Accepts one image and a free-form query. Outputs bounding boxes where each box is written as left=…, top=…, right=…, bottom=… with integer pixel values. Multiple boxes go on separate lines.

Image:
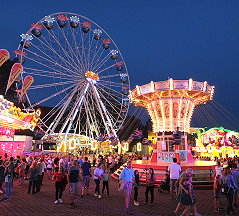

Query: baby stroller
left=158, top=174, right=170, bottom=193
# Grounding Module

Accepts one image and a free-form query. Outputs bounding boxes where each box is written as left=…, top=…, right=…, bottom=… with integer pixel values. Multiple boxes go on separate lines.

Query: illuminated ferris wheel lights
left=44, top=16, right=55, bottom=23
left=16, top=12, right=130, bottom=143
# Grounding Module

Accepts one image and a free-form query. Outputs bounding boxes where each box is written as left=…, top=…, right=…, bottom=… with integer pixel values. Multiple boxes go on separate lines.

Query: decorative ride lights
left=130, top=78, right=214, bottom=163
left=130, top=78, right=214, bottom=133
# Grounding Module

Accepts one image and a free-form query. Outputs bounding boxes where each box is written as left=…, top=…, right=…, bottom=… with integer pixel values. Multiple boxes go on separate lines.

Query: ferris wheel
left=14, top=12, right=130, bottom=143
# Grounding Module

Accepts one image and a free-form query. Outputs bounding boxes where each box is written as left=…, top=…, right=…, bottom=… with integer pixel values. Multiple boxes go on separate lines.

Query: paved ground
left=0, top=175, right=238, bottom=216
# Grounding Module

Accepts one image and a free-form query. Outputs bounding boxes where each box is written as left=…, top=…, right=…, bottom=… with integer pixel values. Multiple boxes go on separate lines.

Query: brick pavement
left=0, top=175, right=238, bottom=216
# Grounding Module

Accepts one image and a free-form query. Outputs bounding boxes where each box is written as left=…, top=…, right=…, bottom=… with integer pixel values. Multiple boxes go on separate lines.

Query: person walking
left=46, top=157, right=53, bottom=180
left=232, top=165, right=239, bottom=208
left=28, top=161, right=38, bottom=194
left=52, top=166, right=65, bottom=204
left=119, top=161, right=135, bottom=213
left=222, top=166, right=239, bottom=215
left=0, top=160, right=5, bottom=194
left=81, top=157, right=91, bottom=197
left=102, top=168, right=110, bottom=197
left=133, top=170, right=140, bottom=206
left=174, top=168, right=193, bottom=215
left=68, top=160, right=80, bottom=208
left=0, top=163, right=13, bottom=202
left=36, top=159, right=43, bottom=193
left=94, top=163, right=103, bottom=199
left=144, top=168, right=156, bottom=205
left=213, top=175, right=222, bottom=212
left=18, top=159, right=26, bottom=186
left=168, top=157, right=181, bottom=199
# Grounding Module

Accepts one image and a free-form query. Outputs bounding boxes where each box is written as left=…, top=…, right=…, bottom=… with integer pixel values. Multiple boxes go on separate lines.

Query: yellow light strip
left=151, top=101, right=159, bottom=132
left=160, top=99, right=165, bottom=132
left=151, top=81, right=155, bottom=92
left=188, top=78, right=193, bottom=91
left=203, top=81, right=207, bottom=92
left=169, top=98, right=173, bottom=131
left=169, top=78, right=174, bottom=90
left=178, top=98, right=182, bottom=129
left=136, top=85, right=140, bottom=95
left=183, top=100, right=190, bottom=132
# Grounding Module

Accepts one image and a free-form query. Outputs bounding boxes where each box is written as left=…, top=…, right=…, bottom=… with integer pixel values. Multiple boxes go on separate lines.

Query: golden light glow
left=0, top=95, right=40, bottom=129
left=130, top=79, right=214, bottom=132
left=85, top=71, right=99, bottom=81
left=91, top=141, right=97, bottom=150
left=68, top=138, right=76, bottom=150
left=137, top=142, right=142, bottom=151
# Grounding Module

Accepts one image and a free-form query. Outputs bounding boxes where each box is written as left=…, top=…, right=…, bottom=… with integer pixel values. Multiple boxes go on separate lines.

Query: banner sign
left=0, top=49, right=10, bottom=67
left=6, top=63, right=23, bottom=93
left=19, top=75, right=34, bottom=100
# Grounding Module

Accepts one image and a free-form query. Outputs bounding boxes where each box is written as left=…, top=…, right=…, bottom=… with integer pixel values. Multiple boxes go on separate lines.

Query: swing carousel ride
left=112, top=79, right=217, bottom=187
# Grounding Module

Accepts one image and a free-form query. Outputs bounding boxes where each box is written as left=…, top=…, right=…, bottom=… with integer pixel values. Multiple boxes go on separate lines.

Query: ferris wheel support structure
left=91, top=83, right=117, bottom=137
left=63, top=82, right=90, bottom=139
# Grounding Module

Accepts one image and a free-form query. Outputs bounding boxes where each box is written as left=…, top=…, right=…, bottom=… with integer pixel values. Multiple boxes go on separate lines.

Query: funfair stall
left=0, top=95, right=40, bottom=157
left=193, top=127, right=239, bottom=159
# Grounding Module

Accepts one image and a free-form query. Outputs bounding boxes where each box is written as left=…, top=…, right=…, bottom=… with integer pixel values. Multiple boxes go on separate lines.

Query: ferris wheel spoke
left=69, top=28, right=88, bottom=71
left=87, top=31, right=98, bottom=70
left=31, top=83, right=77, bottom=107
left=97, top=82, right=123, bottom=95
left=93, top=53, right=112, bottom=73
left=96, top=84, right=126, bottom=109
left=24, top=55, right=81, bottom=79
left=42, top=26, right=82, bottom=71
left=55, top=22, right=85, bottom=72
left=100, top=74, right=121, bottom=79
left=88, top=40, right=103, bottom=72
left=33, top=34, right=81, bottom=73
left=98, top=80, right=123, bottom=88
left=76, top=18, right=89, bottom=72
left=24, top=67, right=79, bottom=80
left=26, top=48, right=79, bottom=76
left=90, top=47, right=108, bottom=72
left=96, top=91, right=126, bottom=123
left=30, top=80, right=76, bottom=90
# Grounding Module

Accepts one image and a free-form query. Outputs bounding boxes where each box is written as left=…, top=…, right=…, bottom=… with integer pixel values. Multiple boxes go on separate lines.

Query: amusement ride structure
left=130, top=78, right=215, bottom=163
left=12, top=12, right=130, bottom=150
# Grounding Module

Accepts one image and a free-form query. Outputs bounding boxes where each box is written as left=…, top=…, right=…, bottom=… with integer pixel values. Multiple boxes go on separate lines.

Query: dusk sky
left=1, top=0, right=239, bottom=130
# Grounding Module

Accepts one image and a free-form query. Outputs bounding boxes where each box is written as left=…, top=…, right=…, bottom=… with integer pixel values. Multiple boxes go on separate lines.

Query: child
left=180, top=177, right=200, bottom=216
left=102, top=168, right=110, bottom=196
left=52, top=167, right=64, bottom=204
left=214, top=175, right=222, bottom=212
left=158, top=173, right=170, bottom=193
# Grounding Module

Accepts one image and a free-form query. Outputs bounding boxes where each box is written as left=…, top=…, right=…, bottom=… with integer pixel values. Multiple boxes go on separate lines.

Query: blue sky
left=1, top=0, right=239, bottom=129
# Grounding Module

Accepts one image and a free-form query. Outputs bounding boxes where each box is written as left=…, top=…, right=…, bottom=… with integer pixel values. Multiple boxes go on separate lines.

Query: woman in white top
left=94, top=163, right=103, bottom=198
left=46, top=158, right=53, bottom=180
left=214, top=161, right=223, bottom=176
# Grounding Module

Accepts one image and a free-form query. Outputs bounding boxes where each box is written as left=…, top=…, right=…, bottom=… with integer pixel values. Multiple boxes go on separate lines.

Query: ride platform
left=112, top=160, right=216, bottom=189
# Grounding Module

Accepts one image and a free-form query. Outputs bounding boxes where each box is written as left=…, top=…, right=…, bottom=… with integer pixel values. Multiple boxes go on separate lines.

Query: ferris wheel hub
left=85, top=71, right=99, bottom=83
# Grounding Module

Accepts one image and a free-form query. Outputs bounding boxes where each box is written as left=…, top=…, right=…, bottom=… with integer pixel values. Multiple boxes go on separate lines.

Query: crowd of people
left=0, top=153, right=239, bottom=216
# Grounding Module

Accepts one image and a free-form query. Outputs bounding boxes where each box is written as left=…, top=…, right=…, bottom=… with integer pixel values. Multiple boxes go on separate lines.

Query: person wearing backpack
left=222, top=166, right=239, bottom=215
